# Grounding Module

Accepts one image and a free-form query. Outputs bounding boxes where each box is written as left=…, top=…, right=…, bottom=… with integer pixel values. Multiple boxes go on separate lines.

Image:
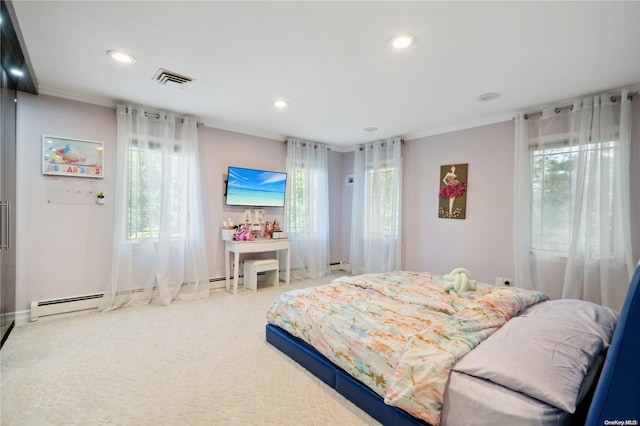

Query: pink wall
left=15, top=95, right=289, bottom=312
left=14, top=93, right=639, bottom=314
left=402, top=100, right=640, bottom=286
left=16, top=94, right=117, bottom=312
left=15, top=94, right=347, bottom=313
left=341, top=151, right=354, bottom=263
left=197, top=126, right=286, bottom=279
left=402, top=120, right=516, bottom=285
left=327, top=150, right=344, bottom=264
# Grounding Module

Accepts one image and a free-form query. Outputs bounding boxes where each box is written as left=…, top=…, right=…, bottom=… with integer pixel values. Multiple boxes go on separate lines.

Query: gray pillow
left=521, top=299, right=619, bottom=347
left=452, top=315, right=604, bottom=413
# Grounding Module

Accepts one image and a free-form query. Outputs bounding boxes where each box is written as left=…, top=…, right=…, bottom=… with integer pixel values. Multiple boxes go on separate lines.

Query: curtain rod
left=523, top=91, right=637, bottom=120
left=358, top=139, right=405, bottom=150
left=115, top=106, right=204, bottom=126
left=283, top=140, right=331, bottom=150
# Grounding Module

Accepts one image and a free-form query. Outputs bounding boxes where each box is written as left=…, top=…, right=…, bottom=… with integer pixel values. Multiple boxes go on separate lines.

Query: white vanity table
left=224, top=238, right=291, bottom=295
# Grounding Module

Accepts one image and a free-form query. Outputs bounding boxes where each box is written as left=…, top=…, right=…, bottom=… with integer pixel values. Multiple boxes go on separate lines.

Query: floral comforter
left=266, top=271, right=548, bottom=425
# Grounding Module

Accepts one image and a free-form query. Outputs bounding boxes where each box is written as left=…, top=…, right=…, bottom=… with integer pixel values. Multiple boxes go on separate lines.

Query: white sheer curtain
left=514, top=90, right=634, bottom=311
left=350, top=138, right=402, bottom=275
left=284, top=138, right=330, bottom=279
left=100, top=105, right=210, bottom=310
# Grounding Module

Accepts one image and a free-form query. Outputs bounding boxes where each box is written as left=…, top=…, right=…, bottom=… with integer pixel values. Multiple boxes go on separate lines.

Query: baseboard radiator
left=29, top=264, right=350, bottom=321
left=30, top=294, right=104, bottom=321
left=28, top=275, right=238, bottom=321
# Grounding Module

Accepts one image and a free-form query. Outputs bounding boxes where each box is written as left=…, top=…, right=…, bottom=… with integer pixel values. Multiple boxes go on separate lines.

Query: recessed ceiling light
left=273, top=99, right=288, bottom=109
left=388, top=33, right=416, bottom=50
left=106, top=49, right=136, bottom=64
left=9, top=68, right=24, bottom=77
left=477, top=92, right=500, bottom=102
left=364, top=127, right=378, bottom=132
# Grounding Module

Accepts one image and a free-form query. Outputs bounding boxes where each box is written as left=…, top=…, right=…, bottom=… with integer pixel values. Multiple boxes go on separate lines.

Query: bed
left=265, top=266, right=640, bottom=425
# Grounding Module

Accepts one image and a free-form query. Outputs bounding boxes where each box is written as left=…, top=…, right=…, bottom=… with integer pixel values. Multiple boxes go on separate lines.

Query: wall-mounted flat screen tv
left=225, top=166, right=287, bottom=207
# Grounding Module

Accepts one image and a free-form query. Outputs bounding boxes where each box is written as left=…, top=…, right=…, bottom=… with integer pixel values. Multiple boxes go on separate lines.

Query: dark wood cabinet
left=0, top=61, right=17, bottom=348
left=1, top=0, right=38, bottom=348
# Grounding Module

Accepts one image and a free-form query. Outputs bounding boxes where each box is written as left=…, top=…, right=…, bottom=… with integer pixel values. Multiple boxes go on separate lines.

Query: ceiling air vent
left=152, top=68, right=195, bottom=89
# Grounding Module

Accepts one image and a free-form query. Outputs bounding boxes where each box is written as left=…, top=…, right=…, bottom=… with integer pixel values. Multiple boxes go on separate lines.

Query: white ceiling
left=11, top=1, right=640, bottom=148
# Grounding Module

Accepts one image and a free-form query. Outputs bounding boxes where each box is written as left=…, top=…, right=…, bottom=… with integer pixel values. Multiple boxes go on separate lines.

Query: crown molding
left=38, top=86, right=117, bottom=108
left=199, top=119, right=285, bottom=142
left=403, top=113, right=515, bottom=141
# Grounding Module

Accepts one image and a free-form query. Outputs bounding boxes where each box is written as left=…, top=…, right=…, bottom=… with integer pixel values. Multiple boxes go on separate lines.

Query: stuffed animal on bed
left=443, top=267, right=477, bottom=296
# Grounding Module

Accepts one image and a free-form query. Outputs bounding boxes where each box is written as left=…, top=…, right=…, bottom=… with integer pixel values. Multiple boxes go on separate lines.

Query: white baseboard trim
left=330, top=261, right=351, bottom=273
left=16, top=310, right=31, bottom=326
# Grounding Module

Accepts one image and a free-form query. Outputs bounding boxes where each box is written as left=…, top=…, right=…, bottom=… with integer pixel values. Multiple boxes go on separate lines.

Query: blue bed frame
left=585, top=263, right=640, bottom=425
left=266, top=263, right=640, bottom=425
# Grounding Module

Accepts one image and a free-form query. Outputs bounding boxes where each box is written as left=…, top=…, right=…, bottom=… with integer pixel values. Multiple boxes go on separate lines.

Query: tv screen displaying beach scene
left=225, top=166, right=287, bottom=207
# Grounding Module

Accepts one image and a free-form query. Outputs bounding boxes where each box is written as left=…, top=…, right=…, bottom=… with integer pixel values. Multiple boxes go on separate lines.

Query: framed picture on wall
left=42, top=135, right=104, bottom=178
left=438, top=163, right=468, bottom=219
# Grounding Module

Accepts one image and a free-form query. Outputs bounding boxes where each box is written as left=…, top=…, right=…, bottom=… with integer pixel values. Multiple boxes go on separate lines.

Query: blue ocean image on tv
left=226, top=167, right=287, bottom=207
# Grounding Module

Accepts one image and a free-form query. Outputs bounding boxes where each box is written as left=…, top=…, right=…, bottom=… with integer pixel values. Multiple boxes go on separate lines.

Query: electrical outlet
left=494, top=277, right=513, bottom=286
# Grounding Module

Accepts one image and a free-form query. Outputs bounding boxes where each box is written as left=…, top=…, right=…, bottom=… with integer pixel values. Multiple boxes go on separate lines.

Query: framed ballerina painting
left=438, top=163, right=467, bottom=219
left=42, top=135, right=104, bottom=178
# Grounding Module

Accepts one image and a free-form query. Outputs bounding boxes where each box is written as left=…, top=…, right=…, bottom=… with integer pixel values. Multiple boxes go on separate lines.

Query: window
left=365, top=164, right=400, bottom=237
left=287, top=167, right=308, bottom=233
left=127, top=139, right=184, bottom=240
left=530, top=139, right=616, bottom=255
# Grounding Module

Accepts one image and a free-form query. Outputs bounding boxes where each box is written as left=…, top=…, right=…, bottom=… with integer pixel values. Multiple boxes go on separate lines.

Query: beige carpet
left=1, top=274, right=380, bottom=425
